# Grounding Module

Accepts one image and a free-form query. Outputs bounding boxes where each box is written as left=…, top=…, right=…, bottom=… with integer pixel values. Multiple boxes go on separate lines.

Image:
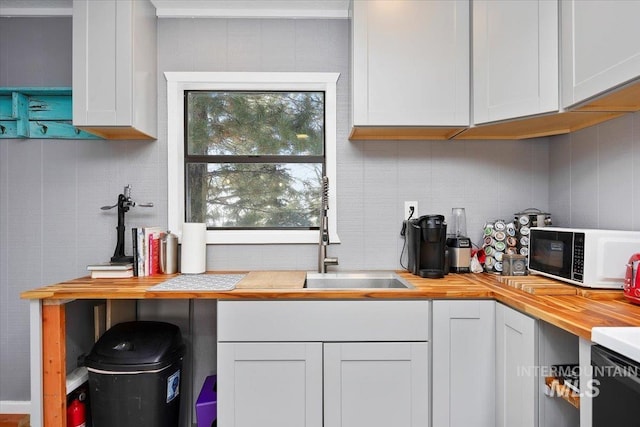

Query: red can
left=67, top=395, right=86, bottom=427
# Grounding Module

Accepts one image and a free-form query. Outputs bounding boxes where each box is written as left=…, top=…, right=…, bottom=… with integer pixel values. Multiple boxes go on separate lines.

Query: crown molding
left=151, top=0, right=349, bottom=19
left=0, top=0, right=71, bottom=17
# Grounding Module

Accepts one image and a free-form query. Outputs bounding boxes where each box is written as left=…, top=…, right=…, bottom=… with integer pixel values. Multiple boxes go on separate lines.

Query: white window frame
left=166, top=72, right=340, bottom=244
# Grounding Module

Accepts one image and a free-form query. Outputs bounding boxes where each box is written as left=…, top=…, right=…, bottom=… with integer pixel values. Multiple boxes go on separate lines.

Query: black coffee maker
left=406, top=215, right=448, bottom=278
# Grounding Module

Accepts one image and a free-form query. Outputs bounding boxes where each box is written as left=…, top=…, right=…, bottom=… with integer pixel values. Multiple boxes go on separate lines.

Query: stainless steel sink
left=304, top=272, right=414, bottom=289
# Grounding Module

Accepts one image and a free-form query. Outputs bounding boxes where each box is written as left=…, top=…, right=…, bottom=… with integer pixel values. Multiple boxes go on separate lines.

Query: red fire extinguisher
left=67, top=392, right=86, bottom=427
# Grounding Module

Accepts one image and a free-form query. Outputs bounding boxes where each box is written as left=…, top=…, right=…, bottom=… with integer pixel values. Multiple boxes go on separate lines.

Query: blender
left=446, top=208, right=472, bottom=273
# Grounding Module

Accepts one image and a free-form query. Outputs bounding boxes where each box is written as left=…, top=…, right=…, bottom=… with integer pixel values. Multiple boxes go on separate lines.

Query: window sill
left=196, top=229, right=341, bottom=245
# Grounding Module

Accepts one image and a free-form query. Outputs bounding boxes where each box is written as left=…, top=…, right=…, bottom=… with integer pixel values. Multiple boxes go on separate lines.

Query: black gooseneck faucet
left=318, top=177, right=338, bottom=273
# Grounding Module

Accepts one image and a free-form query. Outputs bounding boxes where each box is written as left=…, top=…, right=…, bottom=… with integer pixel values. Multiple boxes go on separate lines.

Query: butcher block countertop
left=20, top=271, right=640, bottom=340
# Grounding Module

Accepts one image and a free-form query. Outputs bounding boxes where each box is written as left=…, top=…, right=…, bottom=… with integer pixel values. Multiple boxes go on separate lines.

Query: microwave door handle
left=593, top=348, right=640, bottom=394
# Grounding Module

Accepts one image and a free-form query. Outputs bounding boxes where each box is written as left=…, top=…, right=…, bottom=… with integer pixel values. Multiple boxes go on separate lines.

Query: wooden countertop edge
left=472, top=275, right=637, bottom=340
left=20, top=272, right=640, bottom=342
left=23, top=288, right=496, bottom=300
left=19, top=272, right=495, bottom=300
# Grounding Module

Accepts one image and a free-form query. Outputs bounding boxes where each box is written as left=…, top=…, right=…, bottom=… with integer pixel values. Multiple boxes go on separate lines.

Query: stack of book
left=132, top=226, right=165, bottom=277
left=87, top=262, right=134, bottom=279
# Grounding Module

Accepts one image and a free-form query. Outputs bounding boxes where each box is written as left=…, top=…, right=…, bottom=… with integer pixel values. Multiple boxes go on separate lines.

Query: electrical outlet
left=404, top=201, right=418, bottom=220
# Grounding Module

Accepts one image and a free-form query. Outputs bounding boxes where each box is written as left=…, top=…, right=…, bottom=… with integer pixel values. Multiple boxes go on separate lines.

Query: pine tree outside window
left=166, top=72, right=340, bottom=244
left=185, top=91, right=324, bottom=229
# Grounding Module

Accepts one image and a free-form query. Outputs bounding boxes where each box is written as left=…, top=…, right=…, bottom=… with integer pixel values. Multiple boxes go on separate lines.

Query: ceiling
left=0, top=0, right=351, bottom=18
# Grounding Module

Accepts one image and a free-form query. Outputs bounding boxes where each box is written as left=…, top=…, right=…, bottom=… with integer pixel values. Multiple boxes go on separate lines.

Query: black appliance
left=406, top=215, right=448, bottom=278
left=591, top=344, right=640, bottom=426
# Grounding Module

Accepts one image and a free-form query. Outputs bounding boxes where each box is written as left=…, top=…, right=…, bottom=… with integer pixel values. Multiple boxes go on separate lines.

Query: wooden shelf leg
left=42, top=302, right=66, bottom=427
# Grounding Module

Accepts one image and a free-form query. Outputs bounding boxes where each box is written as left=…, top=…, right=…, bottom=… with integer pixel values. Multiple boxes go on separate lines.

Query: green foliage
left=186, top=91, right=324, bottom=228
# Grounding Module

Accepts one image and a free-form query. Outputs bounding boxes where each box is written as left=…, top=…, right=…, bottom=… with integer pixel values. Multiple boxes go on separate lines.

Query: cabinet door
left=473, top=0, right=558, bottom=123
left=352, top=0, right=469, bottom=126
left=73, top=0, right=132, bottom=126
left=324, top=342, right=429, bottom=427
left=432, top=300, right=496, bottom=427
left=496, top=303, right=538, bottom=427
left=73, top=0, right=156, bottom=139
left=217, top=342, right=323, bottom=427
left=562, top=0, right=640, bottom=107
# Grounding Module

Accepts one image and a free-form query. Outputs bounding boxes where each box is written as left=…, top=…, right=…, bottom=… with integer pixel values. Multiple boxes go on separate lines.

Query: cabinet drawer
left=218, top=300, right=430, bottom=342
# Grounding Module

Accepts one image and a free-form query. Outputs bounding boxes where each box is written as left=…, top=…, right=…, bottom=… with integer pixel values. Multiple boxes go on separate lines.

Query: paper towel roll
left=181, top=223, right=207, bottom=274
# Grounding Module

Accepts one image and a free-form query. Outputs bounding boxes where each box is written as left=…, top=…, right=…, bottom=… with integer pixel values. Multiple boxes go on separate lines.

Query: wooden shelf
left=0, top=414, right=29, bottom=427
left=0, top=87, right=101, bottom=140
left=544, top=376, right=580, bottom=409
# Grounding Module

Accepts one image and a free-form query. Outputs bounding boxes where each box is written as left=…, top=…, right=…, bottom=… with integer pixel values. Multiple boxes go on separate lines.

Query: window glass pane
left=187, top=91, right=324, bottom=156
left=186, top=162, right=322, bottom=228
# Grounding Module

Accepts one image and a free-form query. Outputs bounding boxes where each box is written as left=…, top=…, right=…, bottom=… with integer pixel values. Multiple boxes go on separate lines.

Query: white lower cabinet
left=219, top=341, right=428, bottom=427
left=433, top=301, right=541, bottom=427
left=432, top=300, right=496, bottom=427
left=218, top=300, right=544, bottom=427
left=217, top=300, right=430, bottom=427
left=496, top=302, right=538, bottom=427
left=218, top=342, right=323, bottom=427
left=324, top=342, right=429, bottom=427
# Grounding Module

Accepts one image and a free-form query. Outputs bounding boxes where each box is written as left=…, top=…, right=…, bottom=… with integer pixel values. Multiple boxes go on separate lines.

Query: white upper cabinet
left=473, top=0, right=559, bottom=124
left=562, top=0, right=640, bottom=108
left=351, top=0, right=469, bottom=135
left=73, top=0, right=157, bottom=140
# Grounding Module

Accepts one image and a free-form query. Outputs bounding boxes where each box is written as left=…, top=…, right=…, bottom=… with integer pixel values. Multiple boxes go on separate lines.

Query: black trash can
left=85, top=321, right=185, bottom=427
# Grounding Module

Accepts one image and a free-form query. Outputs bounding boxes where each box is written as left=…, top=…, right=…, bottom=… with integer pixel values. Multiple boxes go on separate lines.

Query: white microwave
left=528, top=227, right=640, bottom=289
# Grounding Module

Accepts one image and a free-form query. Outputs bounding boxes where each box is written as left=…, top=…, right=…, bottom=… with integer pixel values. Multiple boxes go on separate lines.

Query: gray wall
left=0, top=17, right=550, bottom=402
left=156, top=18, right=551, bottom=271
left=549, top=112, right=640, bottom=230
left=0, top=17, right=168, bottom=402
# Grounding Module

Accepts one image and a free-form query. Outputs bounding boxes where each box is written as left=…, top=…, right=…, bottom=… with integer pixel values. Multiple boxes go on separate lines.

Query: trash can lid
left=85, top=321, right=185, bottom=372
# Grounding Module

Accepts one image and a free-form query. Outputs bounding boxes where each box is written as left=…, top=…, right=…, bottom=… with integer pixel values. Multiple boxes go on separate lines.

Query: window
left=185, top=91, right=324, bottom=228
left=166, top=72, right=340, bottom=244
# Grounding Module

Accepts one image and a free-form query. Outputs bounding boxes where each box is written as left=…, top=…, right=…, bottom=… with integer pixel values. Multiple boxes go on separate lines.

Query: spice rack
left=544, top=376, right=580, bottom=409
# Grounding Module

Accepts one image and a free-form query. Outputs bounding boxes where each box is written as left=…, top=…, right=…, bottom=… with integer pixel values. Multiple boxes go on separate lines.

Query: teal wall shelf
left=0, top=87, right=102, bottom=139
